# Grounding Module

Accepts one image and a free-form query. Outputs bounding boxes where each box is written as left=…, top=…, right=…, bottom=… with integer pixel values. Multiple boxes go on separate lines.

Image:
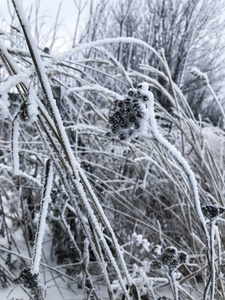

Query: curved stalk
left=142, top=102, right=210, bottom=262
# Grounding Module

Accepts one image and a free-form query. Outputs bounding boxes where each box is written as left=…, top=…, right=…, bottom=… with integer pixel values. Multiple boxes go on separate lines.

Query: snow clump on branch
left=20, top=87, right=38, bottom=123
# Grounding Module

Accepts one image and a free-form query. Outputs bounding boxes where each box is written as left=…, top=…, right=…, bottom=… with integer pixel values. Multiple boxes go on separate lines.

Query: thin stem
left=11, top=113, right=20, bottom=175
left=169, top=271, right=179, bottom=300
left=31, top=159, right=54, bottom=275
left=142, top=103, right=210, bottom=263
left=210, top=220, right=216, bottom=300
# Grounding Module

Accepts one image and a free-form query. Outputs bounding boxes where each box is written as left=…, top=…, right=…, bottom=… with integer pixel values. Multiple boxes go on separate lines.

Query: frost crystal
left=132, top=232, right=151, bottom=252
left=107, top=82, right=154, bottom=142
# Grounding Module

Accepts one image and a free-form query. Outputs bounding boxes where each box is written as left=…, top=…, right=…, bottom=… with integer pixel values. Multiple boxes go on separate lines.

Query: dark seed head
left=169, top=259, right=179, bottom=270
left=202, top=205, right=225, bottom=220
left=118, top=101, right=124, bottom=108
left=178, top=251, right=188, bottom=264
left=133, top=103, right=140, bottom=110
left=119, top=133, right=127, bottom=140
left=137, top=111, right=144, bottom=118
left=124, top=98, right=131, bottom=104
left=161, top=247, right=176, bottom=265
left=136, top=91, right=141, bottom=97
left=134, top=122, right=140, bottom=129
left=143, top=96, right=148, bottom=102
left=151, top=260, right=161, bottom=270
left=111, top=126, right=117, bottom=133
left=128, top=90, right=134, bottom=97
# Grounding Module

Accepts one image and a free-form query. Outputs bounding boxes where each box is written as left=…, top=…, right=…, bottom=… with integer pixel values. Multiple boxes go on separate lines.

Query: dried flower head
left=16, top=268, right=38, bottom=289
left=151, top=245, right=188, bottom=273
left=201, top=205, right=225, bottom=221
left=178, top=251, right=188, bottom=264
left=161, top=247, right=177, bottom=269
left=151, top=260, right=162, bottom=270
left=107, top=82, right=154, bottom=142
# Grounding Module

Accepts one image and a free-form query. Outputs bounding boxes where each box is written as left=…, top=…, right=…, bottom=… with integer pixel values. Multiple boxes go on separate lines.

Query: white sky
left=0, top=0, right=90, bottom=51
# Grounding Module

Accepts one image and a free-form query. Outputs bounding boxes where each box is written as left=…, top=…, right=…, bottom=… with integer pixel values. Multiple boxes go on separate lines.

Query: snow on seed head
left=106, top=82, right=154, bottom=142
left=151, top=245, right=188, bottom=273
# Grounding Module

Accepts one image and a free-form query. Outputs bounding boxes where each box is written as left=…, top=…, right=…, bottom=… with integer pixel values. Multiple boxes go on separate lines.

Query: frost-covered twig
left=31, top=159, right=54, bottom=275
left=209, top=219, right=216, bottom=300
left=169, top=271, right=179, bottom=300
left=144, top=86, right=210, bottom=255
left=191, top=67, right=225, bottom=122
left=11, top=113, right=20, bottom=176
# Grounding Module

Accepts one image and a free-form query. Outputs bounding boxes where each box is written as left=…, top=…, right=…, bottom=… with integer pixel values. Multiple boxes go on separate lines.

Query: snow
left=26, top=86, right=38, bottom=123
left=54, top=37, right=162, bottom=63
left=66, top=84, right=124, bottom=101
left=132, top=232, right=151, bottom=253
left=0, top=97, right=9, bottom=119
left=0, top=71, right=30, bottom=119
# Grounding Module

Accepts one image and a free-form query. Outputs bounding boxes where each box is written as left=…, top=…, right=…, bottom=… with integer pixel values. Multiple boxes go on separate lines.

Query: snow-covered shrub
left=0, top=1, right=225, bottom=299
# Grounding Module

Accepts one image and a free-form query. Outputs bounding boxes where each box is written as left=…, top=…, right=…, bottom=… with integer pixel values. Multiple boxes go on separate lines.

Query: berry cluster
left=201, top=205, right=225, bottom=221
left=151, top=246, right=188, bottom=272
left=107, top=83, right=153, bottom=142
